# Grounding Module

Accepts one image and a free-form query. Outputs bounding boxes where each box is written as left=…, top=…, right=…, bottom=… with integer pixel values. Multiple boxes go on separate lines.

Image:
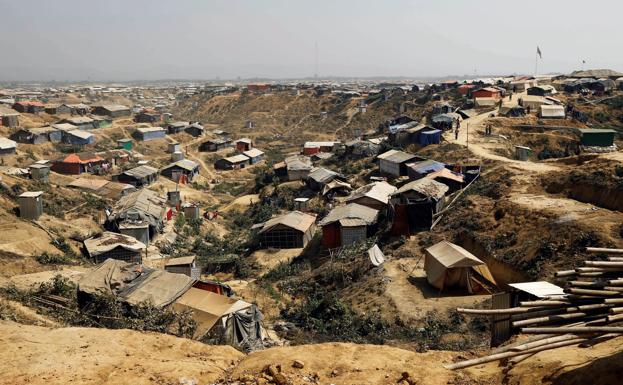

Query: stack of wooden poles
left=445, top=247, right=623, bottom=370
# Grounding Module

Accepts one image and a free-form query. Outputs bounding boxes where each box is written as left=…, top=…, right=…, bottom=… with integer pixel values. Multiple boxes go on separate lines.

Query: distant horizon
left=2, top=0, right=622, bottom=82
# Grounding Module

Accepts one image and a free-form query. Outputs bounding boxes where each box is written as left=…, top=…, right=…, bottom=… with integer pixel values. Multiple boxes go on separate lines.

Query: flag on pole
left=537, top=46, right=542, bottom=59
left=582, top=60, right=586, bottom=64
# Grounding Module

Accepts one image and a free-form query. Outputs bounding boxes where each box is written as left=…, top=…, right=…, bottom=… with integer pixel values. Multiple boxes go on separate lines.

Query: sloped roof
left=97, top=104, right=129, bottom=112
left=163, top=159, right=199, bottom=171
left=61, top=116, right=93, bottom=124
left=318, top=203, right=379, bottom=226
left=109, top=188, right=166, bottom=225
left=308, top=167, right=339, bottom=184
left=0, top=137, right=17, bottom=150
left=243, top=148, right=264, bottom=158
left=222, top=154, right=250, bottom=164
left=426, top=241, right=483, bottom=268
left=66, top=130, right=94, bottom=140
left=393, top=178, right=449, bottom=199
left=508, top=281, right=565, bottom=298
left=56, top=152, right=104, bottom=164
left=84, top=231, right=146, bottom=257
left=407, top=160, right=446, bottom=174
left=68, top=178, right=109, bottom=191
left=285, top=155, right=313, bottom=171
left=425, top=168, right=465, bottom=184
left=123, top=165, right=159, bottom=179
left=51, top=123, right=77, bottom=131
left=258, top=211, right=316, bottom=234
left=345, top=181, right=397, bottom=205
left=136, top=126, right=165, bottom=134
left=377, top=149, right=416, bottom=163
left=165, top=256, right=196, bottom=267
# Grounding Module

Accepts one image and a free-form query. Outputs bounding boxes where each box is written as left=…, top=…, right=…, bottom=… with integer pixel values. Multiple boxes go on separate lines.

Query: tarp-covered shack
left=83, top=231, right=146, bottom=264
left=424, top=241, right=496, bottom=293
left=77, top=259, right=267, bottom=351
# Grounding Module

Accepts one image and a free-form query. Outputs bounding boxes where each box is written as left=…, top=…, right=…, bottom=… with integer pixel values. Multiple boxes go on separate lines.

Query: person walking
left=454, top=128, right=459, bottom=140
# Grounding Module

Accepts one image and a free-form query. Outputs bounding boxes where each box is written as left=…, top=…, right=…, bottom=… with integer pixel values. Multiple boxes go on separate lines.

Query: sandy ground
left=0, top=321, right=243, bottom=385
left=0, top=212, right=59, bottom=258
left=1, top=320, right=620, bottom=385
left=0, top=266, right=88, bottom=291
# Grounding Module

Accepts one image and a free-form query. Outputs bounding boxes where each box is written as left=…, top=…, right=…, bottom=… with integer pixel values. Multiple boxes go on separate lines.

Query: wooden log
left=607, top=257, right=623, bottom=262
left=603, top=286, right=623, bottom=292
left=586, top=247, right=623, bottom=255
left=508, top=352, right=535, bottom=365
left=585, top=261, right=623, bottom=268
left=444, top=337, right=586, bottom=370
left=510, top=308, right=569, bottom=321
left=606, top=279, right=623, bottom=286
left=522, top=326, right=623, bottom=334
left=512, top=312, right=588, bottom=327
left=565, top=288, right=620, bottom=297
left=609, top=307, right=623, bottom=314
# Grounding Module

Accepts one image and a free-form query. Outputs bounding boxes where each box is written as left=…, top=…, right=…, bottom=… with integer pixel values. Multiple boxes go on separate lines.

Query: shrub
left=36, top=252, right=72, bottom=265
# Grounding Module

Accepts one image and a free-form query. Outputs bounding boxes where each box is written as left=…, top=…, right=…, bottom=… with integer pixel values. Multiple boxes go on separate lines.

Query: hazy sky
left=1, top=0, right=621, bottom=81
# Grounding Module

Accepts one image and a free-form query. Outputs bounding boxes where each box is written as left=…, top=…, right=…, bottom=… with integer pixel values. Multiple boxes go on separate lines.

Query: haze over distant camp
left=1, top=0, right=622, bottom=81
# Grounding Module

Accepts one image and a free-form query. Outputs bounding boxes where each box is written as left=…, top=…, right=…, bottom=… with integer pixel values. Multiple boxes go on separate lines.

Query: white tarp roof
left=508, top=281, right=565, bottom=298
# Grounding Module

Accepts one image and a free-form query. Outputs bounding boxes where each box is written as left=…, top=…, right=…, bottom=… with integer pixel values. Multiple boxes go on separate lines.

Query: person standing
left=454, top=128, right=459, bottom=140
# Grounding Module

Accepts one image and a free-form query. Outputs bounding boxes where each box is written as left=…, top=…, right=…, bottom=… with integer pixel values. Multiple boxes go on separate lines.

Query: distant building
left=242, top=148, right=264, bottom=164
left=51, top=152, right=107, bottom=175
left=235, top=138, right=253, bottom=152
left=135, top=111, right=162, bottom=123
left=377, top=149, right=419, bottom=177
left=18, top=191, right=43, bottom=220
left=58, top=116, right=95, bottom=130
left=117, top=138, right=133, bottom=150
left=105, top=189, right=167, bottom=244
left=256, top=211, right=317, bottom=249
left=29, top=163, right=50, bottom=182
left=133, top=127, right=166, bottom=141
left=165, top=256, right=200, bottom=279
left=199, top=138, right=232, bottom=152
left=11, top=127, right=61, bottom=144
left=93, top=104, right=131, bottom=118
left=161, top=159, right=200, bottom=182
left=214, top=154, right=250, bottom=170
left=116, top=165, right=159, bottom=187
left=579, top=129, right=616, bottom=148
left=13, top=101, right=45, bottom=114
left=302, top=141, right=340, bottom=155
left=471, top=87, right=501, bottom=99
left=0, top=137, right=17, bottom=155
left=319, top=203, right=379, bottom=248
left=185, top=122, right=204, bottom=137
left=167, top=121, right=189, bottom=134
left=344, top=181, right=397, bottom=211
left=63, top=130, right=95, bottom=145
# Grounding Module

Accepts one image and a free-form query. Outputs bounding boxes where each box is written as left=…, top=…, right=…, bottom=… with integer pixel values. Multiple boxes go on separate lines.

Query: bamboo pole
left=444, top=337, right=586, bottom=370
left=554, top=270, right=576, bottom=277
left=606, top=279, right=623, bottom=285
left=568, top=280, right=605, bottom=288
left=565, top=288, right=620, bottom=297
left=604, top=298, right=623, bottom=304
left=520, top=300, right=571, bottom=307
left=522, top=326, right=623, bottom=334
left=457, top=307, right=532, bottom=315
left=576, top=267, right=623, bottom=273
left=512, top=312, right=588, bottom=327
left=585, top=261, right=623, bottom=268
left=608, top=257, right=623, bottom=262
left=586, top=247, right=623, bottom=255
left=578, top=333, right=620, bottom=348
left=606, top=313, right=623, bottom=323
left=609, top=307, right=623, bottom=314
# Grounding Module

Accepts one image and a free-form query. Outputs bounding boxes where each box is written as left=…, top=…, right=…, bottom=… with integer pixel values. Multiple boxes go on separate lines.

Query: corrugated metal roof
left=243, top=148, right=264, bottom=158
left=164, top=159, right=199, bottom=171
left=318, top=203, right=379, bottom=226
left=393, top=178, right=449, bottom=199
left=0, top=137, right=17, bottom=150
left=285, top=155, right=313, bottom=171
left=66, top=130, right=94, bottom=140
left=377, top=149, right=416, bottom=164
left=136, top=126, right=165, bottom=134
left=223, top=154, right=250, bottom=163
left=308, top=167, right=339, bottom=183
left=123, top=165, right=159, bottom=179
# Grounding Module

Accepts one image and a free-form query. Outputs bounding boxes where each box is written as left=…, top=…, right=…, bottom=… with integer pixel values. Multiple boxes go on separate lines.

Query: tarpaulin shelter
left=424, top=241, right=496, bottom=293
left=418, top=129, right=442, bottom=146
left=77, top=259, right=266, bottom=351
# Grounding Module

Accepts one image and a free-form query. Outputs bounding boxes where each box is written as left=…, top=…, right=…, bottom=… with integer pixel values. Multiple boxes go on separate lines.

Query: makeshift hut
left=116, top=165, right=159, bottom=187
left=51, top=152, right=107, bottom=175
left=200, top=138, right=232, bottom=152
left=133, top=127, right=166, bottom=141
left=165, top=256, right=200, bottom=279
left=214, top=154, right=250, bottom=170
left=0, top=137, right=17, bottom=155
left=105, top=189, right=167, bottom=244
left=161, top=159, right=200, bottom=182
left=256, top=211, right=317, bottom=249
left=377, top=149, right=419, bottom=177
left=318, top=203, right=379, bottom=248
left=390, top=178, right=449, bottom=233
left=424, top=241, right=496, bottom=293
left=344, top=181, right=397, bottom=211
left=18, top=191, right=43, bottom=220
